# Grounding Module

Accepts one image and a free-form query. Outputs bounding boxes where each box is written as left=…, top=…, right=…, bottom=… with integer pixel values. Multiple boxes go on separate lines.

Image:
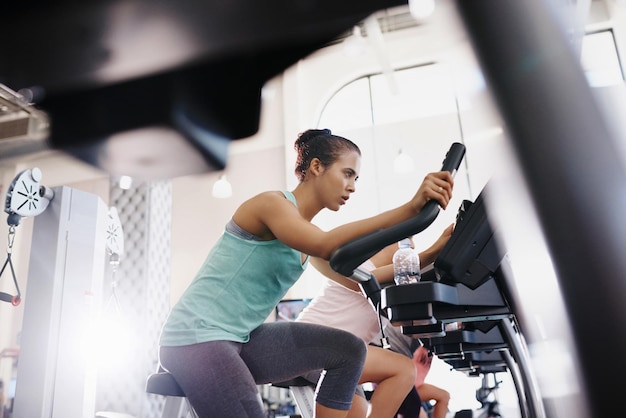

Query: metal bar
left=456, top=0, right=626, bottom=416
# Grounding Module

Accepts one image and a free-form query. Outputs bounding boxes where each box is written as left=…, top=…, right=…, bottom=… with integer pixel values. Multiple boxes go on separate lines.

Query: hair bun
left=296, top=129, right=332, bottom=148
left=293, top=128, right=360, bottom=182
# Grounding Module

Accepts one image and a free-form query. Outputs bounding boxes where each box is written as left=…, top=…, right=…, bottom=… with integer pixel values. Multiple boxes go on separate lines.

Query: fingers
left=434, top=172, right=453, bottom=201
left=436, top=224, right=454, bottom=245
left=435, top=186, right=450, bottom=208
left=424, top=171, right=453, bottom=209
left=412, top=171, right=455, bottom=213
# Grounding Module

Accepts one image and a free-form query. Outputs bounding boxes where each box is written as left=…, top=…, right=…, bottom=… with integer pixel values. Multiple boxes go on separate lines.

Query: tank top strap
left=280, top=190, right=297, bottom=207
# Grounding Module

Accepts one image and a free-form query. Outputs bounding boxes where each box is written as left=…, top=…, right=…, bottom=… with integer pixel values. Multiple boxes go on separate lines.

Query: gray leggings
left=159, top=321, right=367, bottom=418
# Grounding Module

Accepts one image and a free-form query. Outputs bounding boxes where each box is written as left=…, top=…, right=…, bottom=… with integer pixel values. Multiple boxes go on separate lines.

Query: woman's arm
left=238, top=171, right=453, bottom=260
left=310, top=223, right=455, bottom=289
left=309, top=257, right=361, bottom=291
left=418, top=223, right=454, bottom=267
left=368, top=223, right=455, bottom=285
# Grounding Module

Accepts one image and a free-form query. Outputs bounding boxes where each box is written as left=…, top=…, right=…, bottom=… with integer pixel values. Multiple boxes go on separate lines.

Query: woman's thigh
left=160, top=341, right=266, bottom=418
left=241, top=321, right=365, bottom=384
left=242, top=321, right=367, bottom=411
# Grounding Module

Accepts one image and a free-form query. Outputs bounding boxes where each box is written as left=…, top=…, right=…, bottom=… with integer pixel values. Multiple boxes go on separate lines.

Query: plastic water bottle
left=393, top=238, right=421, bottom=285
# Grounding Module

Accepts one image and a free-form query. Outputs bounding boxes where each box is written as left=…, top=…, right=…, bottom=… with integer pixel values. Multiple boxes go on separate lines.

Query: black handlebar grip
left=329, top=142, right=466, bottom=277
left=441, top=142, right=466, bottom=175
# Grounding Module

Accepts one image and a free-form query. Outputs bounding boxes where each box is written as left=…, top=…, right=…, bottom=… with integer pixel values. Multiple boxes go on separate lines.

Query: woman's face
left=318, top=150, right=361, bottom=211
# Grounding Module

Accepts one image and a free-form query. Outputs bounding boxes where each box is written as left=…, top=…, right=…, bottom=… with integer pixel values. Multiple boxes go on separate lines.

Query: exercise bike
left=145, top=142, right=466, bottom=418
left=454, top=373, right=503, bottom=418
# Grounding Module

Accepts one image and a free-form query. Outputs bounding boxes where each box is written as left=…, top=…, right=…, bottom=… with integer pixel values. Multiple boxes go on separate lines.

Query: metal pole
left=455, top=0, right=626, bottom=416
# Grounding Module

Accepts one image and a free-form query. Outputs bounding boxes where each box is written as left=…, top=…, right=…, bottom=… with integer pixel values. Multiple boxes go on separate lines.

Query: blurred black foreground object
left=0, top=0, right=404, bottom=179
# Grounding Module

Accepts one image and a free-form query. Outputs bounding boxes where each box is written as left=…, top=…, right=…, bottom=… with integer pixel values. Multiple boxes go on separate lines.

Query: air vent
left=327, top=6, right=420, bottom=46
left=0, top=84, right=49, bottom=158
left=0, top=111, right=30, bottom=140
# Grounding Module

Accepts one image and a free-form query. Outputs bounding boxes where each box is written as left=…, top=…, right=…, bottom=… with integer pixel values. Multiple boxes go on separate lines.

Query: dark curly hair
left=294, top=129, right=361, bottom=182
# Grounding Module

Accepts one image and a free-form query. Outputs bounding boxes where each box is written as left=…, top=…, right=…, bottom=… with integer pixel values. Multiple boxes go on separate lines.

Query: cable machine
left=8, top=176, right=108, bottom=418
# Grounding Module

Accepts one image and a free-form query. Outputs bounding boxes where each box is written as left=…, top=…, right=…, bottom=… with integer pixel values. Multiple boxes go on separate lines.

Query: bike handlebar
left=329, top=142, right=466, bottom=277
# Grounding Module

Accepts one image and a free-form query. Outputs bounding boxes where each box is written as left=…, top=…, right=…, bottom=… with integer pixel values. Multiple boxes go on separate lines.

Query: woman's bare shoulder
left=242, top=190, right=288, bottom=207
left=232, top=191, right=293, bottom=240
left=234, top=191, right=292, bottom=220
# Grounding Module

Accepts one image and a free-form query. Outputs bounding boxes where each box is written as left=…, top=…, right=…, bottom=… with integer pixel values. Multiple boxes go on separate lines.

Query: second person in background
left=297, top=219, right=455, bottom=417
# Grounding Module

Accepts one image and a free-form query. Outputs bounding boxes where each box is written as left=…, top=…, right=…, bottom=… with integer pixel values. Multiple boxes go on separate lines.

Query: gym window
left=317, top=63, right=459, bottom=131
left=318, top=30, right=624, bottom=132
left=581, top=29, right=624, bottom=87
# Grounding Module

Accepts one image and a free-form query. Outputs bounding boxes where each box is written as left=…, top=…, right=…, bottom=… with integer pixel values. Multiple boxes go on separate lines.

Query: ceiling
left=0, top=0, right=415, bottom=178
left=0, top=0, right=607, bottom=176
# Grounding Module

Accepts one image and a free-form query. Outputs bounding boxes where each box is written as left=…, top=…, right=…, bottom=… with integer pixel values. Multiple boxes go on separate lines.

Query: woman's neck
left=291, top=183, right=323, bottom=222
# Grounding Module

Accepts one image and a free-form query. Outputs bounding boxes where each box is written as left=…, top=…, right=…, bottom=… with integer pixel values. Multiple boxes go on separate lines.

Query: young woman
left=298, top=227, right=454, bottom=418
left=158, top=128, right=454, bottom=418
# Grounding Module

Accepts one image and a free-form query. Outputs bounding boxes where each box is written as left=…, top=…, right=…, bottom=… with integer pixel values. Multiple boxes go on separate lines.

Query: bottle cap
left=398, top=238, right=412, bottom=248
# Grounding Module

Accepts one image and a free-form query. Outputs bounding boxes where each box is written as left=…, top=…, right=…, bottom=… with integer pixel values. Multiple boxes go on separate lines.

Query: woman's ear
left=309, top=158, right=324, bottom=176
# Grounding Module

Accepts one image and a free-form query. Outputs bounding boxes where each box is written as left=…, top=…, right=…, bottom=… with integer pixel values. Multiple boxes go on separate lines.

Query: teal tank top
left=160, top=191, right=308, bottom=345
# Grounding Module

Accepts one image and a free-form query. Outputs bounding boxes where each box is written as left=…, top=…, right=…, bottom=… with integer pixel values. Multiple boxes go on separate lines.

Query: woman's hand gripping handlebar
left=328, top=142, right=466, bottom=306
